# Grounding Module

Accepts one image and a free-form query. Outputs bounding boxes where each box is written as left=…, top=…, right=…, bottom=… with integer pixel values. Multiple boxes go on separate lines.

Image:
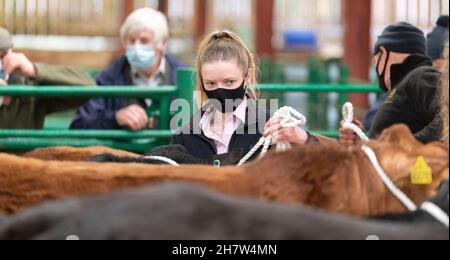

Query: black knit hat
left=427, top=15, right=449, bottom=60
left=374, top=22, right=426, bottom=55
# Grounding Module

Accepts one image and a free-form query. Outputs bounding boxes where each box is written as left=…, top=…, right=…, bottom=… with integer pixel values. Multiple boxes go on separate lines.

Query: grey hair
left=120, top=8, right=169, bottom=46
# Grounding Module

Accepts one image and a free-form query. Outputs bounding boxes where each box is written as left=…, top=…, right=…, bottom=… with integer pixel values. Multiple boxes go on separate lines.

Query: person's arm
left=33, top=64, right=96, bottom=114
left=31, top=63, right=96, bottom=86
left=412, top=69, right=440, bottom=121
left=2, top=52, right=97, bottom=114
left=410, top=68, right=441, bottom=143
left=414, top=114, right=443, bottom=144
left=69, top=98, right=122, bottom=130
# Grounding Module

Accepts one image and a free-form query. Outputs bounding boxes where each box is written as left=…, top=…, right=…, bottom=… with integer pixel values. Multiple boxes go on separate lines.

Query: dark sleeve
left=170, top=133, right=185, bottom=146
left=410, top=69, right=440, bottom=121
left=409, top=69, right=441, bottom=143
left=69, top=98, right=121, bottom=130
left=414, top=115, right=443, bottom=144
left=306, top=131, right=320, bottom=144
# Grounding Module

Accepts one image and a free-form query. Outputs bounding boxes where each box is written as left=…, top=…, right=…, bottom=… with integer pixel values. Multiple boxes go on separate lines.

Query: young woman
left=171, top=30, right=318, bottom=162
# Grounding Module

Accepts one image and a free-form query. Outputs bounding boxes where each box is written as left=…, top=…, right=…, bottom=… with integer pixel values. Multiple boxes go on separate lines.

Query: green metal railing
left=0, top=67, right=379, bottom=152
left=0, top=86, right=178, bottom=97
left=258, top=84, right=379, bottom=93
left=0, top=68, right=195, bottom=152
left=258, top=83, right=379, bottom=138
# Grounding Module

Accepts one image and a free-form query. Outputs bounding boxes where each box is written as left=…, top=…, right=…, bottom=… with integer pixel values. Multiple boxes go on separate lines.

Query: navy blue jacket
left=70, top=55, right=185, bottom=129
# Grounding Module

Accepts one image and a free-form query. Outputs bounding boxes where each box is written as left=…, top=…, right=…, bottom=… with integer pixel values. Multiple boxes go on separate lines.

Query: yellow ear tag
left=411, top=156, right=433, bottom=185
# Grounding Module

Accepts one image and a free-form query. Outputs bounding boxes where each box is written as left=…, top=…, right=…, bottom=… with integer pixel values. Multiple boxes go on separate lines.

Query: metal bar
left=258, top=84, right=380, bottom=93
left=0, top=86, right=178, bottom=97
left=0, top=130, right=174, bottom=140
left=159, top=95, right=171, bottom=130
left=312, top=130, right=339, bottom=139
left=0, top=137, right=162, bottom=153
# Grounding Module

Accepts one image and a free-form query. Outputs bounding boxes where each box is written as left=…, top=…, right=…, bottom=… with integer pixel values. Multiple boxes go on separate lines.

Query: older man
left=0, top=27, right=96, bottom=129
left=70, top=8, right=185, bottom=131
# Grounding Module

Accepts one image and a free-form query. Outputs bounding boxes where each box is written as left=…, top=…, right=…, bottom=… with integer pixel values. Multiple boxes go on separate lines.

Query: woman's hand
left=264, top=117, right=308, bottom=145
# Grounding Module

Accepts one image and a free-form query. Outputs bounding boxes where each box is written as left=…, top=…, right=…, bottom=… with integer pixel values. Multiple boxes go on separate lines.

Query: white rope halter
left=142, top=156, right=180, bottom=166
left=342, top=102, right=448, bottom=227
left=238, top=106, right=307, bottom=166
left=361, top=145, right=449, bottom=228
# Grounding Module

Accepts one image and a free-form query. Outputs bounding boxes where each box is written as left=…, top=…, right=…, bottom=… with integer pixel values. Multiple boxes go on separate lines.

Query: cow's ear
left=376, top=124, right=421, bottom=153
left=373, top=140, right=448, bottom=186
left=417, top=142, right=449, bottom=182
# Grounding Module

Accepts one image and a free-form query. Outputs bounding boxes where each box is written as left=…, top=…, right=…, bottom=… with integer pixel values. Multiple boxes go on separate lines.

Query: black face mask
left=203, top=78, right=247, bottom=113
left=376, top=50, right=391, bottom=92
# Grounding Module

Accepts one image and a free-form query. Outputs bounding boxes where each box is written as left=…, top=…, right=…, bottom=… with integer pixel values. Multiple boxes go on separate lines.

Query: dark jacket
left=369, top=55, right=442, bottom=143
left=364, top=93, right=387, bottom=131
left=69, top=55, right=185, bottom=130
left=171, top=101, right=319, bottom=163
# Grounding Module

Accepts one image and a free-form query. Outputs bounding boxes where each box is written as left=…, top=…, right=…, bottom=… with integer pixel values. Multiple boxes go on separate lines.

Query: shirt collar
left=199, top=97, right=248, bottom=129
left=131, top=56, right=166, bottom=83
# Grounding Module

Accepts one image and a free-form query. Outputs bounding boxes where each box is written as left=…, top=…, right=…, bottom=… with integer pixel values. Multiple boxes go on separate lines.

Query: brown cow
left=0, top=124, right=448, bottom=217
left=23, top=146, right=139, bottom=162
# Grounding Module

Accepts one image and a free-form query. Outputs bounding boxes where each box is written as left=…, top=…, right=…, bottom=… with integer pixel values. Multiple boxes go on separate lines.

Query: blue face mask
left=126, top=45, right=156, bottom=71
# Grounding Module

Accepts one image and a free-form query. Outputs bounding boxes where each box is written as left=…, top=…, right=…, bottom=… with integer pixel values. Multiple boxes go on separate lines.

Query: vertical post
left=119, top=0, right=134, bottom=52
left=194, top=0, right=207, bottom=45
left=158, top=0, right=169, bottom=16
left=176, top=68, right=197, bottom=127
left=160, top=95, right=171, bottom=130
left=122, top=0, right=134, bottom=23
left=255, top=0, right=275, bottom=58
left=342, top=0, right=372, bottom=119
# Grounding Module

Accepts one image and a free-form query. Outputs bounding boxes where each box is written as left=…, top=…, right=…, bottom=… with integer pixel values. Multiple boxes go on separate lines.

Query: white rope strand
left=361, top=145, right=418, bottom=211
left=342, top=102, right=369, bottom=142
left=420, top=202, right=449, bottom=228
left=142, top=156, right=180, bottom=166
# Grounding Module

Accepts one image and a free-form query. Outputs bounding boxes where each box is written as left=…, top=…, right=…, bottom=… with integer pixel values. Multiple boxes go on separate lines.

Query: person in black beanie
left=340, top=22, right=442, bottom=145
left=427, top=15, right=449, bottom=70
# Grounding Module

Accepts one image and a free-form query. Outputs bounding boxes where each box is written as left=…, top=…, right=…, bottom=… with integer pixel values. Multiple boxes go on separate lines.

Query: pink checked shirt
left=199, top=98, right=248, bottom=155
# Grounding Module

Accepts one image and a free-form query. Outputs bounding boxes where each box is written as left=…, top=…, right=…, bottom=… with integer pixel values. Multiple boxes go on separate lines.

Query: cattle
left=23, top=146, right=139, bottom=162
left=0, top=124, right=448, bottom=217
left=90, top=145, right=243, bottom=166
left=0, top=181, right=447, bottom=240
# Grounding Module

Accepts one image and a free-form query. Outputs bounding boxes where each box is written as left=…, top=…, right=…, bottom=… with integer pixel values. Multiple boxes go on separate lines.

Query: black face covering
left=203, top=78, right=247, bottom=113
left=376, top=50, right=391, bottom=92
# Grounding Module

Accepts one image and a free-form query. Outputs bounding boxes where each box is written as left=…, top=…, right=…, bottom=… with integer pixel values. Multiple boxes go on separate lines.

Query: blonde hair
left=120, top=8, right=169, bottom=46
left=195, top=30, right=259, bottom=107
left=440, top=44, right=449, bottom=146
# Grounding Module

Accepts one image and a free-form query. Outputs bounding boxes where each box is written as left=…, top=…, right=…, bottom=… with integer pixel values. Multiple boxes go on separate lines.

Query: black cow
left=90, top=145, right=243, bottom=166
left=0, top=181, right=447, bottom=240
